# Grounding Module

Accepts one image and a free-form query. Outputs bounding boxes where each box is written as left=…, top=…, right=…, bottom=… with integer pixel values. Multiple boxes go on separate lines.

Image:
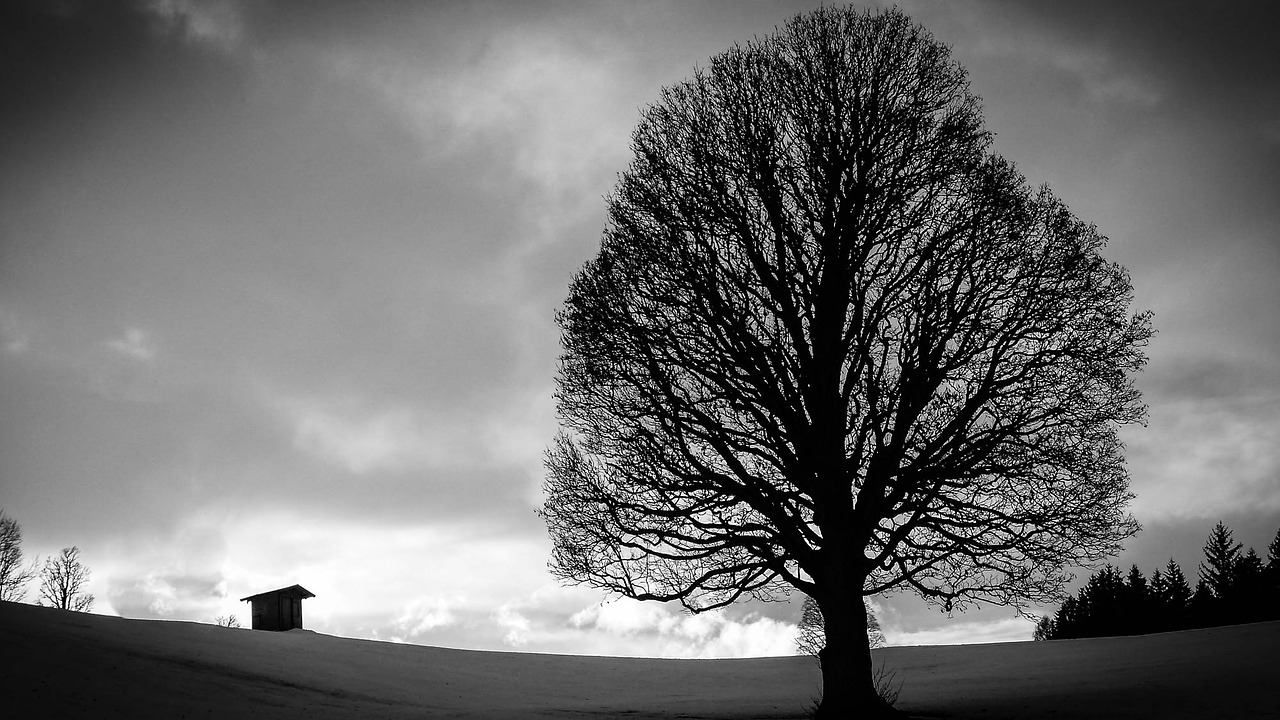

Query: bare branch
left=0, top=510, right=39, bottom=602
left=39, top=546, right=94, bottom=612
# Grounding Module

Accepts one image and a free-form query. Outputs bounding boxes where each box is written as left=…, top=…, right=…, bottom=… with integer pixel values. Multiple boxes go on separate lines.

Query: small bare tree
left=39, top=546, right=94, bottom=612
left=1, top=510, right=39, bottom=602
left=214, top=615, right=241, bottom=628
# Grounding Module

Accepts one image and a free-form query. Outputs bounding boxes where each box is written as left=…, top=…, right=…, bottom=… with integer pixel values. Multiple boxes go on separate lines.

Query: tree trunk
left=815, top=582, right=900, bottom=718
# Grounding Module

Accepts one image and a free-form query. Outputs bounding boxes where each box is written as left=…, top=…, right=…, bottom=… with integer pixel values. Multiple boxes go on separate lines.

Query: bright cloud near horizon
left=2, top=0, right=1277, bottom=656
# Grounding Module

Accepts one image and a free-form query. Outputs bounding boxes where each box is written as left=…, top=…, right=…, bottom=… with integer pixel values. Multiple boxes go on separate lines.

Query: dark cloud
left=1145, top=356, right=1277, bottom=403
left=995, top=1, right=1280, bottom=119
left=1119, top=512, right=1280, bottom=581
left=944, top=0, right=1280, bottom=236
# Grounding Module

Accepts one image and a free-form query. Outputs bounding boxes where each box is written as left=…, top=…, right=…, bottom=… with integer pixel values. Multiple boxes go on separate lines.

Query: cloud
left=199, top=510, right=554, bottom=639
left=962, top=21, right=1160, bottom=109
left=571, top=599, right=676, bottom=637
left=395, top=594, right=464, bottom=638
left=331, top=23, right=635, bottom=207
left=282, top=397, right=452, bottom=475
left=0, top=306, right=29, bottom=354
left=141, top=0, right=243, bottom=52
left=106, top=327, right=158, bottom=363
left=109, top=569, right=227, bottom=618
left=267, top=387, right=551, bottom=480
left=101, top=517, right=230, bottom=620
left=883, top=615, right=1035, bottom=646
left=704, top=614, right=798, bottom=658
left=87, top=327, right=166, bottom=402
left=495, top=603, right=534, bottom=647
left=867, top=593, right=1046, bottom=648
left=1127, top=394, right=1280, bottom=520
left=975, top=1, right=1279, bottom=129
left=568, top=598, right=798, bottom=658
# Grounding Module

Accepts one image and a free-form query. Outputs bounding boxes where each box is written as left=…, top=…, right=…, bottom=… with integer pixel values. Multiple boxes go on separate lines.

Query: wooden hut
left=239, top=584, right=315, bottom=631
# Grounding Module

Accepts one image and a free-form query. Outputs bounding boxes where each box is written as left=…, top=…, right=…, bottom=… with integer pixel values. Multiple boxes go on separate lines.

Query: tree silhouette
left=1123, top=565, right=1151, bottom=634
left=38, top=546, right=94, bottom=612
left=0, top=510, right=38, bottom=602
left=1033, top=614, right=1056, bottom=641
left=1158, top=558, right=1193, bottom=629
left=1162, top=559, right=1193, bottom=607
left=1040, top=524, right=1280, bottom=639
left=1199, top=522, right=1242, bottom=602
left=1267, top=529, right=1280, bottom=619
left=1231, top=549, right=1267, bottom=622
left=796, top=594, right=827, bottom=659
left=1189, top=578, right=1215, bottom=628
left=1147, top=567, right=1167, bottom=626
left=1051, top=595, right=1084, bottom=638
left=541, top=7, right=1149, bottom=715
left=1081, top=565, right=1126, bottom=637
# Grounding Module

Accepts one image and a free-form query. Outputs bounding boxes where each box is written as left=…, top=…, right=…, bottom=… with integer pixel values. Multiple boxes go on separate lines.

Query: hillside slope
left=3, top=601, right=1278, bottom=719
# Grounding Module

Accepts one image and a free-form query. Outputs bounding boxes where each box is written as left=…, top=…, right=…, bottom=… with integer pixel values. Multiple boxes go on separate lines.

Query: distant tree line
left=1036, top=522, right=1280, bottom=640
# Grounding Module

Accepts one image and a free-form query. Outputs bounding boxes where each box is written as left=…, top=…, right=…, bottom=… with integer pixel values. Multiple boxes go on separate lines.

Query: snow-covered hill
left=3, top=601, right=1277, bottom=719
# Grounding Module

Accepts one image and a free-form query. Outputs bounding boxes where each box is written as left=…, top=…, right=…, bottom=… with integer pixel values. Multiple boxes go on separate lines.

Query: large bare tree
left=541, top=7, right=1150, bottom=716
left=1, top=510, right=38, bottom=602
left=39, top=546, right=94, bottom=612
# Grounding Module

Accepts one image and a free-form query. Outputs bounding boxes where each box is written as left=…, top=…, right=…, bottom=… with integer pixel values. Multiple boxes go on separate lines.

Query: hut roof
left=239, top=584, right=316, bottom=602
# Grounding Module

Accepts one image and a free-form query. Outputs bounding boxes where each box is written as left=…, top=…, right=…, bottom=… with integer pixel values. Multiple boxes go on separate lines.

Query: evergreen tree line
left=1036, top=522, right=1280, bottom=640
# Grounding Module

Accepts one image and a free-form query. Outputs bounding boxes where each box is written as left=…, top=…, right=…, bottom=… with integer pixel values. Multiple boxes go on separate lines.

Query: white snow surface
left=3, top=601, right=1277, bottom=719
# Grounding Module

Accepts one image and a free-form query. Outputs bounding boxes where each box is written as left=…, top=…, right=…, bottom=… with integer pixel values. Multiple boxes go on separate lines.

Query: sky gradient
left=2, top=0, right=1277, bottom=656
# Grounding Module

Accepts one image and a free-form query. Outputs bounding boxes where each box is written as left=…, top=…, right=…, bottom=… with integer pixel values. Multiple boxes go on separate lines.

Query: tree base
left=811, top=694, right=906, bottom=719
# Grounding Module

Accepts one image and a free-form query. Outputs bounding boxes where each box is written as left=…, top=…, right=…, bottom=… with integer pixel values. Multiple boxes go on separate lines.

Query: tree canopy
left=541, top=6, right=1151, bottom=716
left=0, top=510, right=38, bottom=602
left=38, top=546, right=94, bottom=613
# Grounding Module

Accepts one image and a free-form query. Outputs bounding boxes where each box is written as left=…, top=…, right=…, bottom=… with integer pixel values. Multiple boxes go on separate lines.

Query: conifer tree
left=1125, top=564, right=1148, bottom=598
left=1041, top=523, right=1280, bottom=637
left=1188, top=578, right=1216, bottom=628
left=1148, top=568, right=1170, bottom=632
left=1267, top=528, right=1280, bottom=620
left=1148, top=567, right=1166, bottom=598
left=1232, top=549, right=1266, bottom=622
left=1199, top=522, right=1242, bottom=601
left=1052, top=595, right=1083, bottom=639
left=1161, top=558, right=1192, bottom=629
left=1098, top=565, right=1127, bottom=637
left=1124, top=564, right=1151, bottom=634
left=1162, top=559, right=1192, bottom=606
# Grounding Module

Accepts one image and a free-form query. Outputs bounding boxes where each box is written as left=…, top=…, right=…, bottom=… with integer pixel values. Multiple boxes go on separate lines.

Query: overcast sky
left=2, top=0, right=1277, bottom=656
